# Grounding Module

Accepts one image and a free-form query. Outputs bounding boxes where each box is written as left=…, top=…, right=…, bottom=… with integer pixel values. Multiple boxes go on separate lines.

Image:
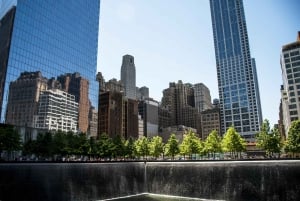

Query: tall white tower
left=121, top=54, right=136, bottom=100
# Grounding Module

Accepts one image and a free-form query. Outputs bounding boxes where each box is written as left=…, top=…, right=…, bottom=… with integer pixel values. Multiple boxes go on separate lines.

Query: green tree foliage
left=0, top=125, right=22, bottom=160
left=256, top=119, right=271, bottom=150
left=285, top=120, right=300, bottom=156
left=52, top=130, right=68, bottom=156
left=267, top=128, right=283, bottom=157
left=22, top=140, right=37, bottom=156
left=180, top=130, right=202, bottom=159
left=149, top=136, right=164, bottom=159
left=35, top=132, right=53, bottom=158
left=256, top=120, right=283, bottom=157
left=204, top=130, right=222, bottom=158
left=124, top=137, right=135, bottom=159
left=88, top=137, right=98, bottom=158
left=112, top=135, right=126, bottom=159
left=165, top=133, right=179, bottom=160
left=134, top=136, right=150, bottom=159
left=97, top=133, right=114, bottom=159
left=222, top=126, right=246, bottom=159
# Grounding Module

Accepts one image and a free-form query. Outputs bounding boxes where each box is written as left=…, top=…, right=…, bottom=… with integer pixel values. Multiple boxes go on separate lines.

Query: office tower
left=160, top=81, right=201, bottom=132
left=124, top=99, right=139, bottom=139
left=98, top=90, right=124, bottom=138
left=34, top=89, right=78, bottom=132
left=97, top=72, right=139, bottom=139
left=138, top=98, right=159, bottom=138
left=194, top=83, right=213, bottom=113
left=0, top=1, right=100, bottom=130
left=121, top=55, right=136, bottom=100
left=280, top=32, right=300, bottom=138
left=6, top=71, right=47, bottom=127
left=137, top=86, right=149, bottom=100
left=210, top=0, right=262, bottom=139
left=200, top=105, right=221, bottom=140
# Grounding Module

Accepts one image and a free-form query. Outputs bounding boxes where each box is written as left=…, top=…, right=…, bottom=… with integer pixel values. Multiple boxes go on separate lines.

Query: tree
left=134, top=136, right=150, bottom=159
left=97, top=133, right=114, bottom=159
left=124, top=137, right=135, bottom=159
left=0, top=125, right=22, bottom=160
left=34, top=132, right=53, bottom=159
left=149, top=136, right=164, bottom=159
left=204, top=130, right=222, bottom=159
left=22, top=140, right=37, bottom=157
left=267, top=128, right=283, bottom=157
left=256, top=119, right=271, bottom=151
left=88, top=137, right=98, bottom=159
left=179, top=130, right=202, bottom=160
left=222, top=126, right=246, bottom=159
left=256, top=120, right=283, bottom=157
left=285, top=120, right=300, bottom=157
left=165, top=133, right=179, bottom=160
left=112, top=135, right=126, bottom=159
left=52, top=130, right=68, bottom=157
left=75, top=133, right=90, bottom=156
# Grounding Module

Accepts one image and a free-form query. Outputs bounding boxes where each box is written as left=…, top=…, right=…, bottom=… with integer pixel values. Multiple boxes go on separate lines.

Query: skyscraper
left=210, top=0, right=262, bottom=140
left=194, top=83, right=213, bottom=113
left=280, top=32, right=300, bottom=138
left=121, top=55, right=136, bottom=100
left=160, top=81, right=201, bottom=133
left=0, top=1, right=100, bottom=133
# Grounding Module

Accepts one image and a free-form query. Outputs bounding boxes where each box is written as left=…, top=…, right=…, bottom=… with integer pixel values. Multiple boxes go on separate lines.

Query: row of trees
left=256, top=119, right=300, bottom=157
left=1, top=119, right=300, bottom=161
left=1, top=125, right=246, bottom=161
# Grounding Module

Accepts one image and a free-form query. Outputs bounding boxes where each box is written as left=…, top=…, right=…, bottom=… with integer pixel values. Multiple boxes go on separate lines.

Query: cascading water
left=0, top=160, right=299, bottom=201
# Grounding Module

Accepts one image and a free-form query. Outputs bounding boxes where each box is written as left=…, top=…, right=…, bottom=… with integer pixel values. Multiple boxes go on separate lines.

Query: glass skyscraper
left=0, top=0, right=100, bottom=133
left=210, top=0, right=262, bottom=140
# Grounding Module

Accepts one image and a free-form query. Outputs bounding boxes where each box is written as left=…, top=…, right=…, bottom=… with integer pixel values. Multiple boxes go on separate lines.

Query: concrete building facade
left=280, top=32, right=300, bottom=138
left=6, top=71, right=47, bottom=127
left=194, top=83, right=213, bottom=113
left=58, top=73, right=90, bottom=133
left=160, top=81, right=201, bottom=133
left=34, top=89, right=78, bottom=132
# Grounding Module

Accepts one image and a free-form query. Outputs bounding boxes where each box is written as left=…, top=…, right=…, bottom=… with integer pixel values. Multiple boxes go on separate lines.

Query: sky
left=97, top=0, right=300, bottom=127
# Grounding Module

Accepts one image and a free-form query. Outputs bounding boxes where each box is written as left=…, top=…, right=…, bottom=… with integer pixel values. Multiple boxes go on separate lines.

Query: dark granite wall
left=0, top=162, right=145, bottom=201
left=0, top=161, right=299, bottom=201
left=146, top=161, right=300, bottom=201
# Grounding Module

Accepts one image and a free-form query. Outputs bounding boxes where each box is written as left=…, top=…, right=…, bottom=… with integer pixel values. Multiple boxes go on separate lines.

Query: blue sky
left=97, top=0, right=300, bottom=127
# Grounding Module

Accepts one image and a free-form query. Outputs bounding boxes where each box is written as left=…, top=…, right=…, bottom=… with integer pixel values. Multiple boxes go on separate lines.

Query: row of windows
left=284, top=50, right=300, bottom=58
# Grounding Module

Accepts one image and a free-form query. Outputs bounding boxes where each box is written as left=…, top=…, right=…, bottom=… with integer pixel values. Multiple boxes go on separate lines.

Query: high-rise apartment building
left=58, top=73, right=90, bottom=133
left=34, top=89, right=78, bottom=133
left=280, top=32, right=300, bottom=138
left=210, top=0, right=262, bottom=140
left=0, top=1, right=100, bottom=130
left=121, top=55, right=136, bottom=100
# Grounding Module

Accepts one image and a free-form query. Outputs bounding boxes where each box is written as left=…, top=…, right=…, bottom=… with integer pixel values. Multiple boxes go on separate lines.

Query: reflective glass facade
left=210, top=0, right=262, bottom=139
left=0, top=0, right=100, bottom=132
